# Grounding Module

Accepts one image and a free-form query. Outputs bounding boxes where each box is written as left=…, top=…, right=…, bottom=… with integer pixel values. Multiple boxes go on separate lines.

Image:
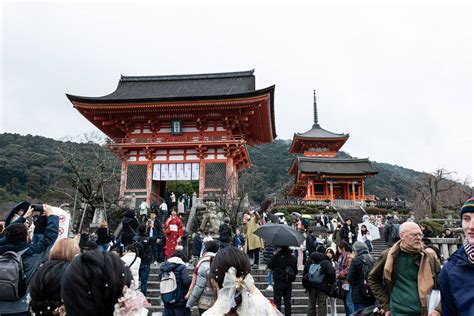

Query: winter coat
left=244, top=217, right=264, bottom=252
left=159, top=257, right=191, bottom=307
left=218, top=223, right=232, bottom=243
left=133, top=235, right=154, bottom=265
left=340, top=224, right=354, bottom=244
left=267, top=248, right=297, bottom=285
left=232, top=234, right=245, bottom=249
left=305, top=234, right=316, bottom=254
left=368, top=244, right=441, bottom=315
left=186, top=252, right=216, bottom=308
left=121, top=252, right=141, bottom=290
left=96, top=227, right=111, bottom=245
left=347, top=250, right=375, bottom=304
left=382, top=219, right=398, bottom=247
left=302, top=252, right=336, bottom=294
left=440, top=245, right=474, bottom=316
left=191, top=233, right=203, bottom=256
left=0, top=215, right=59, bottom=314
left=122, top=215, right=139, bottom=245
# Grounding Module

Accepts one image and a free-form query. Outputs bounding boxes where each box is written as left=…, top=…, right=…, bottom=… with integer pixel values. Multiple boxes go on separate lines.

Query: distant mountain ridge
left=0, top=133, right=428, bottom=213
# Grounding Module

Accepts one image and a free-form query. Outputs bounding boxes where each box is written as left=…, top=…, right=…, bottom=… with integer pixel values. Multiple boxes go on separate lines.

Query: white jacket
left=121, top=252, right=141, bottom=290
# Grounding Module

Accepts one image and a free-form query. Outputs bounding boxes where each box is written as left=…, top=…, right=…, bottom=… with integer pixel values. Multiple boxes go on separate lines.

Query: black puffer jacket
left=347, top=250, right=375, bottom=304
left=302, top=252, right=336, bottom=294
left=268, top=248, right=298, bottom=284
left=218, top=223, right=232, bottom=243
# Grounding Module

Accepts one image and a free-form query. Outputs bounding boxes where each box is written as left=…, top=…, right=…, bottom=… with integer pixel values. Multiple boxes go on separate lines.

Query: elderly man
left=368, top=222, right=440, bottom=316
left=439, top=197, right=474, bottom=315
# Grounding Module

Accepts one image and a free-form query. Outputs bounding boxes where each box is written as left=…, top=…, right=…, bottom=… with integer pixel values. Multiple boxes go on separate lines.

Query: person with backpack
left=0, top=204, right=59, bottom=316
left=186, top=240, right=218, bottom=314
left=133, top=223, right=154, bottom=296
left=267, top=245, right=297, bottom=316
left=303, top=245, right=336, bottom=316
left=383, top=215, right=400, bottom=247
left=347, top=241, right=376, bottom=312
left=159, top=250, right=191, bottom=316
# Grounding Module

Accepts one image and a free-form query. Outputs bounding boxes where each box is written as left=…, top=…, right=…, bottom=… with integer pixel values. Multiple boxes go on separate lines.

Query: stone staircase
left=147, top=265, right=349, bottom=315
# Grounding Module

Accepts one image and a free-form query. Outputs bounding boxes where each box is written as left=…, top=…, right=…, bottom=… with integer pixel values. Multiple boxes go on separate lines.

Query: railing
left=273, top=198, right=410, bottom=210
left=428, top=237, right=463, bottom=262
left=106, top=135, right=245, bottom=145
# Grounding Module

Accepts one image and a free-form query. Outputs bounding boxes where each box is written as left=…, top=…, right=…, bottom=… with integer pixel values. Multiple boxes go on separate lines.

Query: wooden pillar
left=361, top=180, right=365, bottom=199
left=199, top=160, right=206, bottom=199
left=329, top=181, right=334, bottom=201
left=352, top=181, right=356, bottom=201
left=119, top=160, right=128, bottom=205
left=311, top=179, right=315, bottom=197
left=307, top=182, right=311, bottom=197
left=146, top=160, right=153, bottom=206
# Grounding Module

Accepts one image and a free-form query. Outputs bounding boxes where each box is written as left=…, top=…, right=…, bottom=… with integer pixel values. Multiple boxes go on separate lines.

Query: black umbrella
left=253, top=223, right=305, bottom=247
left=4, top=201, right=30, bottom=226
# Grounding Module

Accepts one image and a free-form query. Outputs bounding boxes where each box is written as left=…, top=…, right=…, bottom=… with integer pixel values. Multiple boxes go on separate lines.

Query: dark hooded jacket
left=0, top=215, right=59, bottom=314
left=440, top=245, right=474, bottom=316
left=159, top=257, right=191, bottom=307
left=302, top=251, right=336, bottom=294
left=268, top=247, right=298, bottom=285
left=347, top=249, right=375, bottom=304
left=121, top=212, right=139, bottom=245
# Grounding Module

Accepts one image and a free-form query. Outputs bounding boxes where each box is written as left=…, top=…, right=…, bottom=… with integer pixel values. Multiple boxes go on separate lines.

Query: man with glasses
left=368, top=222, right=441, bottom=316
left=439, top=197, right=474, bottom=315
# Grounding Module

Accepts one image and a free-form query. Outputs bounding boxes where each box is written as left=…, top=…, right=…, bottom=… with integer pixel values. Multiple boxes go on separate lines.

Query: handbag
left=329, top=281, right=347, bottom=300
left=197, top=283, right=217, bottom=309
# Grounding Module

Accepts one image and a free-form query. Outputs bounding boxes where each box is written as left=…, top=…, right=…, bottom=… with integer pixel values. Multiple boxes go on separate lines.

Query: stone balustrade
left=428, top=237, right=463, bottom=261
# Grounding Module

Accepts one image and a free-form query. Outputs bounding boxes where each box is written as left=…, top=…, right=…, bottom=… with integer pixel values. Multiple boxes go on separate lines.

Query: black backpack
left=0, top=248, right=28, bottom=301
left=285, top=265, right=296, bottom=283
left=360, top=255, right=376, bottom=299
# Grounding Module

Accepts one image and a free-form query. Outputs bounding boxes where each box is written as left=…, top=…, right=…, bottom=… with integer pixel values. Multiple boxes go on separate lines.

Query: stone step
left=147, top=281, right=308, bottom=290
left=147, top=304, right=347, bottom=315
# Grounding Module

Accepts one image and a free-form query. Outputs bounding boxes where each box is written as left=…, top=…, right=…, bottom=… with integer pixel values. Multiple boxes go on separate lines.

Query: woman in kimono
left=164, top=207, right=184, bottom=259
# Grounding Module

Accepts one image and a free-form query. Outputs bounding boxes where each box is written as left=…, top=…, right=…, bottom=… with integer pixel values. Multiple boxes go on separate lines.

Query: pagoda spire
left=313, top=89, right=320, bottom=128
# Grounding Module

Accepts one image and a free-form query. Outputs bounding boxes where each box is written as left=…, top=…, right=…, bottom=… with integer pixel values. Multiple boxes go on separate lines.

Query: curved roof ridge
left=120, top=70, right=255, bottom=82
left=297, top=157, right=370, bottom=163
left=295, top=124, right=349, bottom=139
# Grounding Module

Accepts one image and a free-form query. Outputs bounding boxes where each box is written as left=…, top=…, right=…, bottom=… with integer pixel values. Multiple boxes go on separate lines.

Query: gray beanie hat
left=352, top=241, right=368, bottom=254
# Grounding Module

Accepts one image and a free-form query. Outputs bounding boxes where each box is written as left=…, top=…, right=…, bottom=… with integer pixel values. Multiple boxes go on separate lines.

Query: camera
left=31, top=204, right=44, bottom=216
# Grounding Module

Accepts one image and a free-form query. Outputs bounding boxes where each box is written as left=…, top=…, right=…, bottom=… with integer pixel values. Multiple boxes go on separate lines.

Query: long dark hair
left=209, top=247, right=251, bottom=316
left=61, top=250, right=132, bottom=316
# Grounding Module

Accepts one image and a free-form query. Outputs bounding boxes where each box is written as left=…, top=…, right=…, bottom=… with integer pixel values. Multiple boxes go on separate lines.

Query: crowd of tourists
left=0, top=197, right=473, bottom=316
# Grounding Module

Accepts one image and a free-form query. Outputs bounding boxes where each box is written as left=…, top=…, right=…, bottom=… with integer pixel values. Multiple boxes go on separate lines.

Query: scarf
left=383, top=240, right=433, bottom=307
left=464, top=239, right=474, bottom=264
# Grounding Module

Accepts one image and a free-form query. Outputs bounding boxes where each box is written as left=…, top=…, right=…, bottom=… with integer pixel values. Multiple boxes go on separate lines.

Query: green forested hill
left=0, top=133, right=427, bottom=215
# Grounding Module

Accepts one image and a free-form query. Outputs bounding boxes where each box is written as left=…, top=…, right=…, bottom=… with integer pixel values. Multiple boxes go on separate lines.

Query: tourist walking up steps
left=268, top=245, right=298, bottom=316
left=133, top=223, right=154, bottom=296
left=243, top=210, right=264, bottom=268
left=369, top=222, right=441, bottom=316
left=303, top=245, right=336, bottom=316
left=440, top=197, right=474, bottom=316
left=337, top=241, right=354, bottom=316
left=159, top=251, right=191, bottom=316
left=347, top=241, right=376, bottom=311
left=0, top=204, right=59, bottom=316
left=218, top=217, right=232, bottom=249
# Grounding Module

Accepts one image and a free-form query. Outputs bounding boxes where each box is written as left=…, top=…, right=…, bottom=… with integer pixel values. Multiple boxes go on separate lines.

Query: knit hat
left=461, top=197, right=474, bottom=216
left=352, top=241, right=368, bottom=254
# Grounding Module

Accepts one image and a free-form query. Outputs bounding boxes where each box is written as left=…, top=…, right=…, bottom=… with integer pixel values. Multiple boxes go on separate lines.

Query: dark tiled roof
left=67, top=70, right=256, bottom=102
left=295, top=124, right=349, bottom=139
left=297, top=157, right=378, bottom=175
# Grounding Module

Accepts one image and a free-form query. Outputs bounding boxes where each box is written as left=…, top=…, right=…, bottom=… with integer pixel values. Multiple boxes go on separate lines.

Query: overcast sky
left=1, top=1, right=472, bottom=183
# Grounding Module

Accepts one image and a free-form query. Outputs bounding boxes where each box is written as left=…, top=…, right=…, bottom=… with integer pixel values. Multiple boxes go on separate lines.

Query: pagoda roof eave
left=295, top=157, right=378, bottom=176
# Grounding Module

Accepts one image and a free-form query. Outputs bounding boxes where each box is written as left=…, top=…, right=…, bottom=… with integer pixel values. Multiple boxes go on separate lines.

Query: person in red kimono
left=164, top=207, right=184, bottom=259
